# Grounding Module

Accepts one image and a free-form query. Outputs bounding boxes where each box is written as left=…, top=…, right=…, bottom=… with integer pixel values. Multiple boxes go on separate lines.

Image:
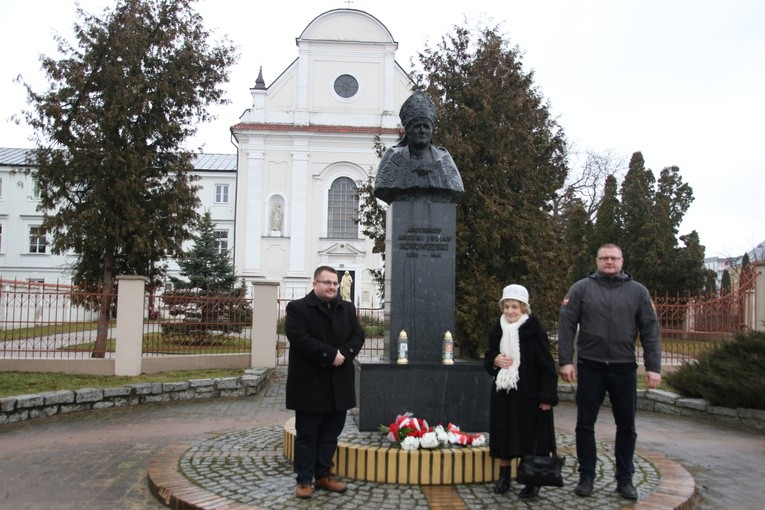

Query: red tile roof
left=232, top=123, right=401, bottom=135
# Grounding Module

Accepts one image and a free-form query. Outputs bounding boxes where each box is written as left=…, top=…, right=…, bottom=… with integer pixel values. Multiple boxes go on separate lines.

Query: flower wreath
left=379, top=412, right=486, bottom=450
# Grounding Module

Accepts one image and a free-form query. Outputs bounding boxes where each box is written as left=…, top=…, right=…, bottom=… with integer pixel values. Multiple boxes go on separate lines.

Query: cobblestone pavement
left=177, top=423, right=661, bottom=509
left=0, top=368, right=763, bottom=509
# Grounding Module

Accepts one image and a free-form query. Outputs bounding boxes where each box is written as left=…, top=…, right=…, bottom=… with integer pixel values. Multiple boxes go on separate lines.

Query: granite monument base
left=385, top=201, right=457, bottom=362
left=356, top=361, right=492, bottom=432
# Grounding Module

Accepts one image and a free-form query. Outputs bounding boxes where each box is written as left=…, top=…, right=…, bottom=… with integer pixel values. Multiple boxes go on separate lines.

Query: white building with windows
left=0, top=150, right=237, bottom=286
left=704, top=240, right=765, bottom=288
left=0, top=8, right=413, bottom=306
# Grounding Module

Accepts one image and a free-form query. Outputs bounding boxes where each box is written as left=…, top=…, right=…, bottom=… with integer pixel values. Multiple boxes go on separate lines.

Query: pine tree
left=21, top=0, right=237, bottom=355
left=414, top=24, right=568, bottom=356
left=164, top=211, right=250, bottom=342
left=671, top=231, right=717, bottom=296
left=741, top=252, right=751, bottom=274
left=648, top=166, right=695, bottom=294
left=559, top=194, right=594, bottom=283
left=170, top=211, right=236, bottom=291
left=618, top=153, right=702, bottom=296
left=619, top=152, right=655, bottom=275
left=591, top=174, right=622, bottom=254
left=721, top=269, right=732, bottom=294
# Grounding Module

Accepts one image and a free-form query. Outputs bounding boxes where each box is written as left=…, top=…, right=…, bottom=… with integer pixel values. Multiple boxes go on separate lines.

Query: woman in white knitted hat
left=483, top=284, right=559, bottom=500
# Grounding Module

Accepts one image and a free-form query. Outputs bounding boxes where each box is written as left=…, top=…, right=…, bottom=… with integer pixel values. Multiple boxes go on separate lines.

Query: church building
left=231, top=8, right=413, bottom=304
left=0, top=8, right=414, bottom=307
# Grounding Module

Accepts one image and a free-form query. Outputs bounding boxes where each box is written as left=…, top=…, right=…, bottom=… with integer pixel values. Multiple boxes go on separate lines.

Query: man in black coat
left=285, top=266, right=365, bottom=499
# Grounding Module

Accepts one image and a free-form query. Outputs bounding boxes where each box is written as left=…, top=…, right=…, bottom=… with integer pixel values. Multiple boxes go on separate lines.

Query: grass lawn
left=0, top=322, right=109, bottom=341
left=0, top=368, right=247, bottom=398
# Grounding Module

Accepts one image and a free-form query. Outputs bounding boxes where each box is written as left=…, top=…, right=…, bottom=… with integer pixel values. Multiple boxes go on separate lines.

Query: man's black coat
left=285, top=291, right=365, bottom=413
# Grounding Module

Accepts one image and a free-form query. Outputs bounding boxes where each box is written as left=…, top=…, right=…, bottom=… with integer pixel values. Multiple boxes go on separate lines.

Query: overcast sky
left=1, top=0, right=762, bottom=258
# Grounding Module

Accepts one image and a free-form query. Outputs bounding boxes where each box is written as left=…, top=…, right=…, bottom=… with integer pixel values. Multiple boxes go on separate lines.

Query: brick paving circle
left=150, top=419, right=695, bottom=509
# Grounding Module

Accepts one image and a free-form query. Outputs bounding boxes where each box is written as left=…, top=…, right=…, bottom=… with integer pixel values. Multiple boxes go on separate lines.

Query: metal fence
left=1, top=271, right=758, bottom=365
left=0, top=279, right=113, bottom=358
left=142, top=290, right=253, bottom=356
left=276, top=298, right=386, bottom=366
left=650, top=267, right=757, bottom=364
left=0, top=280, right=252, bottom=359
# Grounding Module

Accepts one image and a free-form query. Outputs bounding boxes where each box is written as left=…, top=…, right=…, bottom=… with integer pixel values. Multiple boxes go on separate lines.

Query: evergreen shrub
left=665, top=330, right=765, bottom=410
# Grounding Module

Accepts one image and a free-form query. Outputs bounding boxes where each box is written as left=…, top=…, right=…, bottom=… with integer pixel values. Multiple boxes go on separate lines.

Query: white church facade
left=0, top=9, right=414, bottom=307
left=230, top=9, right=412, bottom=303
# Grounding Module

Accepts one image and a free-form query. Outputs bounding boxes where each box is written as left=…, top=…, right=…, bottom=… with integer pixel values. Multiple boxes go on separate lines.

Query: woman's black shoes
left=519, top=484, right=540, bottom=499
left=494, top=467, right=539, bottom=499
left=494, top=466, right=511, bottom=494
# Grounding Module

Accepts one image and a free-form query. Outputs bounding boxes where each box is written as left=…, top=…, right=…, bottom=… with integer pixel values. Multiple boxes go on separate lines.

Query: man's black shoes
left=574, top=476, right=638, bottom=499
left=574, top=476, right=594, bottom=497
left=617, top=480, right=638, bottom=500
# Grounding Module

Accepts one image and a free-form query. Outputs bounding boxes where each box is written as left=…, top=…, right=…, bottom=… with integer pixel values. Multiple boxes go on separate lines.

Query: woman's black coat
left=482, top=315, right=559, bottom=459
left=285, top=291, right=365, bottom=413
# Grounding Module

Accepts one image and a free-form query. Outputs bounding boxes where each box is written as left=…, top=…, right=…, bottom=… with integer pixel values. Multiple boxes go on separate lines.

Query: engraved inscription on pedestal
left=386, top=201, right=456, bottom=362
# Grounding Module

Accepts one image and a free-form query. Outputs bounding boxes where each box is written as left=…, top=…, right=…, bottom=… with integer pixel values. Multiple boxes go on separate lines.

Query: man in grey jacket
left=558, top=243, right=661, bottom=501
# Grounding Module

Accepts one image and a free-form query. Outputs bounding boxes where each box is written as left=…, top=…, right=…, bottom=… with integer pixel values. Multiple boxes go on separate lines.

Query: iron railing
left=276, top=298, right=386, bottom=366
left=1, top=270, right=758, bottom=365
left=0, top=279, right=113, bottom=358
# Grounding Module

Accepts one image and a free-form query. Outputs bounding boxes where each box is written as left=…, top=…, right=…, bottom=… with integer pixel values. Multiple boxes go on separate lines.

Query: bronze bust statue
left=374, top=91, right=464, bottom=204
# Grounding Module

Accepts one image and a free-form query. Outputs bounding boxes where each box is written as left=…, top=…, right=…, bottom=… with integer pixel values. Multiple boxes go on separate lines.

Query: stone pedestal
left=385, top=201, right=456, bottom=362
left=356, top=361, right=491, bottom=432
left=359, top=187, right=489, bottom=433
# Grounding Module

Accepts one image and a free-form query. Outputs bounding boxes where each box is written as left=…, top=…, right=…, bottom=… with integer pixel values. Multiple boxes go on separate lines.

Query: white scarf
left=495, top=313, right=529, bottom=391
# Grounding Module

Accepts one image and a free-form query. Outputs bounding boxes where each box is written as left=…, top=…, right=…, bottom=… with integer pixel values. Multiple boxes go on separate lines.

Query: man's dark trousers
left=575, top=362, right=637, bottom=482
left=294, top=410, right=347, bottom=484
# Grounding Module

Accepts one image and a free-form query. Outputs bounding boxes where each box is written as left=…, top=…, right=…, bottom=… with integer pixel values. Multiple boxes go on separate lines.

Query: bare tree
left=562, top=148, right=627, bottom=219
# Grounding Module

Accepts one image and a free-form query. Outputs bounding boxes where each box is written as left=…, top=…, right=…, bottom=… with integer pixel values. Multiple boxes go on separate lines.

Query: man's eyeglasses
left=597, top=256, right=622, bottom=262
left=316, top=280, right=340, bottom=287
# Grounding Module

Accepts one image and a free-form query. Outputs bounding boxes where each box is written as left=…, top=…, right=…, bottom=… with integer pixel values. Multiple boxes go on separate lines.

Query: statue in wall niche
left=340, top=271, right=353, bottom=302
left=373, top=91, right=464, bottom=204
left=271, top=203, right=283, bottom=232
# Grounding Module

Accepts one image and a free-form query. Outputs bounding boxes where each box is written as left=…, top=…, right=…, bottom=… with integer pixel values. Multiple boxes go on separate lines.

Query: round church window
left=333, top=74, right=359, bottom=98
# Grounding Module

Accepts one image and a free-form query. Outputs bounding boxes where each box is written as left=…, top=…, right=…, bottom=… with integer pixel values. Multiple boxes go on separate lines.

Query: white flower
left=447, top=431, right=465, bottom=445
left=400, top=436, right=420, bottom=450
left=434, top=424, right=449, bottom=445
left=419, top=432, right=439, bottom=449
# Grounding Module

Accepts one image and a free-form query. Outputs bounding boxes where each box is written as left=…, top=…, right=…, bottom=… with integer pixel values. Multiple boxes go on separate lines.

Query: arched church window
left=327, top=177, right=358, bottom=239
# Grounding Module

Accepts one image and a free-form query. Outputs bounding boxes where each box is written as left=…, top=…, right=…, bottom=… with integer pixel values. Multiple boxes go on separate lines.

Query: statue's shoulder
left=431, top=144, right=455, bottom=160
left=376, top=147, right=406, bottom=190
left=382, top=146, right=408, bottom=165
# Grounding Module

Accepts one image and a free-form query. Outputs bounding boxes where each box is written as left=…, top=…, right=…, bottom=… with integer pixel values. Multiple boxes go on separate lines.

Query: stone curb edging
left=2, top=375, right=763, bottom=434
left=149, top=441, right=266, bottom=510
left=0, top=368, right=272, bottom=425
left=557, top=383, right=765, bottom=433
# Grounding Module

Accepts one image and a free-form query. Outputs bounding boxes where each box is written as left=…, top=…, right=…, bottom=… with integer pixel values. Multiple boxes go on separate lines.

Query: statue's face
left=405, top=117, right=433, bottom=149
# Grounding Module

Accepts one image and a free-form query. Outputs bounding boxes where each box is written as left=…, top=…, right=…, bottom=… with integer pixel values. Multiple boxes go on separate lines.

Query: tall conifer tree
left=559, top=195, right=594, bottom=283
left=414, top=25, right=568, bottom=356
left=591, top=174, right=622, bottom=253
left=21, top=0, right=236, bottom=354
left=619, top=152, right=655, bottom=275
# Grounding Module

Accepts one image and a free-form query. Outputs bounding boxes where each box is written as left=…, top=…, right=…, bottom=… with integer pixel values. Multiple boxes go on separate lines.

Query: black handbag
left=516, top=409, right=565, bottom=487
